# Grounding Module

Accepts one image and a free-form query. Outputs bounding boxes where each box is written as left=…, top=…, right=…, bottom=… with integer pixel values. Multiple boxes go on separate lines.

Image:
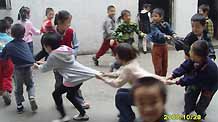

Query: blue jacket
left=172, top=58, right=218, bottom=91
left=1, top=39, right=35, bottom=68
left=146, top=22, right=175, bottom=44
left=0, top=33, right=13, bottom=54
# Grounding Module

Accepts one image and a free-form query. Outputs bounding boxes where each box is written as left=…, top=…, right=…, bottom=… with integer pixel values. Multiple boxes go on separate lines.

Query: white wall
left=174, top=0, right=198, bottom=37
left=0, top=0, right=137, bottom=54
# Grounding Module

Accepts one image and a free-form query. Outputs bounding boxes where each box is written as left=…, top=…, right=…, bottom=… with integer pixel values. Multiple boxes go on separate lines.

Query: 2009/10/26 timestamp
left=164, top=114, right=201, bottom=120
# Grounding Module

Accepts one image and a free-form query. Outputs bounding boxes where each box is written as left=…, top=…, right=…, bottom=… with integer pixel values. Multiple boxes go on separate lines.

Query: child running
left=97, top=43, right=163, bottom=122
left=40, top=7, right=55, bottom=34
left=110, top=10, right=146, bottom=71
left=2, top=24, right=38, bottom=113
left=18, top=6, right=40, bottom=54
left=33, top=32, right=101, bottom=122
left=0, top=19, right=14, bottom=105
left=92, top=5, right=117, bottom=66
left=146, top=8, right=177, bottom=76
left=166, top=40, right=218, bottom=120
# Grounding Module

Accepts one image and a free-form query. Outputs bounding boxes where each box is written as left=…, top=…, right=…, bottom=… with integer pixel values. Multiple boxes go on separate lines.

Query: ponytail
left=54, top=10, right=71, bottom=26
left=117, top=10, right=131, bottom=24
left=18, top=6, right=30, bottom=22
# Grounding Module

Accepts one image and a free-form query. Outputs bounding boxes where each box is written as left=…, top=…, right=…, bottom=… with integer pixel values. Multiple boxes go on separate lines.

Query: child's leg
left=152, top=44, right=163, bottom=76
left=52, top=84, right=67, bottom=118
left=195, top=89, right=217, bottom=119
left=95, top=39, right=110, bottom=59
left=115, top=88, right=135, bottom=122
left=184, top=86, right=201, bottom=114
left=13, top=68, right=25, bottom=105
left=2, top=59, right=14, bottom=93
left=0, top=60, right=3, bottom=92
left=23, top=67, right=38, bottom=112
left=66, top=84, right=86, bottom=115
left=161, top=45, right=168, bottom=76
left=53, top=71, right=63, bottom=89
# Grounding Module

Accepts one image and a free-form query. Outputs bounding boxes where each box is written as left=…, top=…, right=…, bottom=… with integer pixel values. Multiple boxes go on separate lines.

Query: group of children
left=0, top=3, right=217, bottom=122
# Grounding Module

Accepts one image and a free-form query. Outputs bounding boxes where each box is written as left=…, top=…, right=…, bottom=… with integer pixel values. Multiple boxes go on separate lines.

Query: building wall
left=173, top=0, right=198, bottom=37
left=0, top=0, right=138, bottom=54
left=0, top=0, right=198, bottom=54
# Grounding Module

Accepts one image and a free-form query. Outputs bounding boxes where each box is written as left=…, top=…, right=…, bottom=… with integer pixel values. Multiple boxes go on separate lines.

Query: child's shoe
left=52, top=115, right=71, bottom=122
left=2, top=91, right=11, bottom=105
left=29, top=96, right=38, bottom=112
left=73, top=114, right=89, bottom=121
left=92, top=56, right=99, bottom=66
left=17, top=103, right=24, bottom=114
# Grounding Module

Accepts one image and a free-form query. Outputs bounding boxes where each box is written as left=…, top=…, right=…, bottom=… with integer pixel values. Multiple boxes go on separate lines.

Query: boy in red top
left=40, top=8, right=55, bottom=33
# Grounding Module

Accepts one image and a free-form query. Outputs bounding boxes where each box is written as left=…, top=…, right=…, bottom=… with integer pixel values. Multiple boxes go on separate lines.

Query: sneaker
left=17, top=104, right=24, bottom=114
left=81, top=102, right=90, bottom=109
left=2, top=91, right=11, bottom=105
left=92, top=56, right=99, bottom=66
left=52, top=115, right=71, bottom=122
left=29, top=97, right=38, bottom=112
left=73, top=114, right=89, bottom=121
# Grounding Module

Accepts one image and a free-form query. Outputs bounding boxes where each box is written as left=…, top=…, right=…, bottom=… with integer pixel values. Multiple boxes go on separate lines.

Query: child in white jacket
left=33, top=32, right=100, bottom=122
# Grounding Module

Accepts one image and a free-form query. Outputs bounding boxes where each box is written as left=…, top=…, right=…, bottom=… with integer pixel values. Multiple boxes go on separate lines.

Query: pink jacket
left=19, top=20, right=40, bottom=43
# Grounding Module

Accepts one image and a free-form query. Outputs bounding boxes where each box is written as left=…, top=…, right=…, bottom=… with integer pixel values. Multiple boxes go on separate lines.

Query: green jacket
left=112, top=22, right=145, bottom=42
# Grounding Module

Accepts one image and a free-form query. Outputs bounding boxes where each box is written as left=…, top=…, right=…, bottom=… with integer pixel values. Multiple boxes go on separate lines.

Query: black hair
left=46, top=8, right=54, bottom=16
left=191, top=40, right=209, bottom=58
left=132, top=77, right=167, bottom=104
left=199, top=4, right=210, bottom=13
left=41, top=32, right=61, bottom=50
left=152, top=8, right=164, bottom=18
left=191, top=14, right=206, bottom=26
left=107, top=5, right=115, bottom=12
left=4, top=16, right=13, bottom=30
left=11, top=24, right=25, bottom=39
left=54, top=10, right=71, bottom=25
left=4, top=16, right=13, bottom=25
left=0, top=19, right=7, bottom=33
left=143, top=4, right=151, bottom=10
left=115, top=43, right=139, bottom=62
left=117, top=9, right=131, bottom=23
left=18, top=6, right=30, bottom=22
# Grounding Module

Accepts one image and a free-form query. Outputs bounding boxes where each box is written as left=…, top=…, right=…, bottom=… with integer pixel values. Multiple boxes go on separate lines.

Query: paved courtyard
left=0, top=50, right=218, bottom=122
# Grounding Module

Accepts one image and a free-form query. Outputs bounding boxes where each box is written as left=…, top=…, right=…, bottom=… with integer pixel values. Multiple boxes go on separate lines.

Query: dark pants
left=54, top=71, right=85, bottom=104
left=27, top=42, right=34, bottom=55
left=96, top=39, right=117, bottom=59
left=52, top=84, right=85, bottom=117
left=115, top=88, right=135, bottom=122
left=184, top=85, right=217, bottom=118
left=152, top=44, right=168, bottom=76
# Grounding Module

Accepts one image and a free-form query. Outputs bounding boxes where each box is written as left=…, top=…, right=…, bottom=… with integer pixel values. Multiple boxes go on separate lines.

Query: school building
left=0, top=0, right=217, bottom=54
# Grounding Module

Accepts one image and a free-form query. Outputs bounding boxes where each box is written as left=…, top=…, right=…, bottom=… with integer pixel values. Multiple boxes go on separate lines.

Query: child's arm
left=72, top=31, right=80, bottom=56
left=133, top=23, right=146, bottom=37
left=168, top=59, right=194, bottom=79
left=112, top=24, right=123, bottom=40
left=207, top=19, right=214, bottom=40
left=104, top=19, right=115, bottom=37
left=30, top=22, right=40, bottom=35
left=34, top=54, right=56, bottom=72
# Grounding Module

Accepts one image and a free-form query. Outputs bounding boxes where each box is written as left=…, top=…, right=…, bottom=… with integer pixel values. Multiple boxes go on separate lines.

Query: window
left=0, top=0, right=11, bottom=10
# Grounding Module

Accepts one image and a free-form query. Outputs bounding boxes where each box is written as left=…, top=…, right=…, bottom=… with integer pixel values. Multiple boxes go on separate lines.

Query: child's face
left=57, top=16, right=72, bottom=33
left=152, top=13, right=162, bottom=23
left=108, top=8, right=116, bottom=17
left=47, top=11, right=54, bottom=20
left=44, top=45, right=52, bottom=53
left=134, top=85, right=165, bottom=122
left=123, top=13, right=131, bottom=23
left=198, top=9, right=208, bottom=17
left=191, top=21, right=204, bottom=36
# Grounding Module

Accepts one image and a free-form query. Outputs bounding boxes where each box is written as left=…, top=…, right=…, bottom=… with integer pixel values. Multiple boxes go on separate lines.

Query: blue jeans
left=14, top=67, right=35, bottom=104
left=115, top=88, right=135, bottom=122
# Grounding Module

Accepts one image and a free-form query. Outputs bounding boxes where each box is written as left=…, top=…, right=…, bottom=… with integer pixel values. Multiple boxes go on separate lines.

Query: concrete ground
left=0, top=50, right=218, bottom=122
